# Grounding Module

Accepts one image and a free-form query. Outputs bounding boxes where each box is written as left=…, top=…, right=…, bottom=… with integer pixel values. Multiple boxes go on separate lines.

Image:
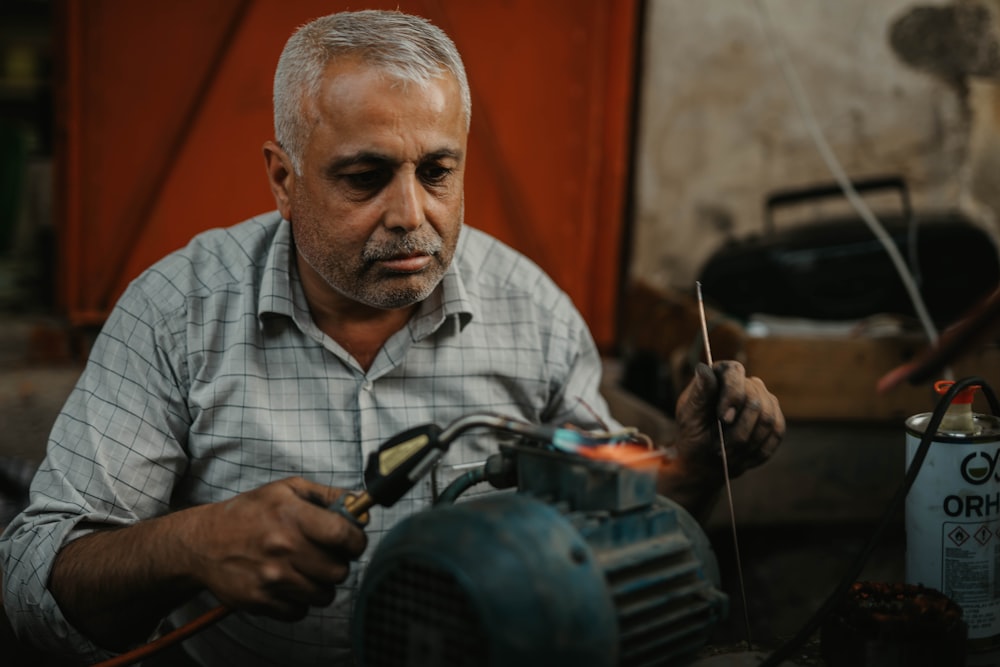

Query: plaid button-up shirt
left=1, top=211, right=616, bottom=666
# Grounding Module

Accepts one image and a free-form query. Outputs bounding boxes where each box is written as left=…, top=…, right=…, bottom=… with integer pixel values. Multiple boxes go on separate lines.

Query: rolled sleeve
left=1, top=498, right=115, bottom=661
left=0, top=283, right=191, bottom=658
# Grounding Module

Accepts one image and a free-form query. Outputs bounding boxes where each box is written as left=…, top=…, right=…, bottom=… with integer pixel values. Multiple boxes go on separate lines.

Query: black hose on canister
left=758, top=376, right=998, bottom=667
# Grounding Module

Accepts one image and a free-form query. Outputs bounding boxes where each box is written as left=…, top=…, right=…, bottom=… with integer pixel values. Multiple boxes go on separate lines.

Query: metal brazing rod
left=696, top=281, right=753, bottom=648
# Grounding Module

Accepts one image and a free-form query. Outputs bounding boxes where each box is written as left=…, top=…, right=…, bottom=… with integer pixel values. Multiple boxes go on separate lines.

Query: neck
left=297, top=255, right=417, bottom=371
left=317, top=305, right=416, bottom=371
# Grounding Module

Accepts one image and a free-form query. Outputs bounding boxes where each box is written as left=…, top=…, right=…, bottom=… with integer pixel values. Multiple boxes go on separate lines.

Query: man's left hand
left=673, top=360, right=785, bottom=478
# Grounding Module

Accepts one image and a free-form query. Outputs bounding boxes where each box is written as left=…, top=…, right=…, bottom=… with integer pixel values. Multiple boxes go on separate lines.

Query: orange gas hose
left=90, top=604, right=231, bottom=667
left=87, top=491, right=375, bottom=667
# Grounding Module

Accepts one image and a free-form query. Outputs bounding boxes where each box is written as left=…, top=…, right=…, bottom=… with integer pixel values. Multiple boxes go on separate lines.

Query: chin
left=360, top=283, right=437, bottom=310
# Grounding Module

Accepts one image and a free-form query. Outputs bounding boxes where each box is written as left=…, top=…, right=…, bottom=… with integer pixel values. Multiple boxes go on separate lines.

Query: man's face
left=276, top=59, right=467, bottom=312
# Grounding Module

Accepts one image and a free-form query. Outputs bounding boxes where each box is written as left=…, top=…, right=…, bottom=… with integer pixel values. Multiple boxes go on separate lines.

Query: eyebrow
left=323, top=148, right=464, bottom=175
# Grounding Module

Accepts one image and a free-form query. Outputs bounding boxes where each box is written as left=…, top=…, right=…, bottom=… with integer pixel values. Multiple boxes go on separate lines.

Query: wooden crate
left=745, top=334, right=1000, bottom=422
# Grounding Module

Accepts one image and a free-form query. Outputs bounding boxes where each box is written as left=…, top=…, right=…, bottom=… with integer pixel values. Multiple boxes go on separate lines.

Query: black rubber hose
left=434, top=467, right=487, bottom=505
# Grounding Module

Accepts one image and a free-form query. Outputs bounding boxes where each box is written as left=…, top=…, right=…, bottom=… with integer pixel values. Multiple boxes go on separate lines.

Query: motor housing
left=352, top=444, right=728, bottom=666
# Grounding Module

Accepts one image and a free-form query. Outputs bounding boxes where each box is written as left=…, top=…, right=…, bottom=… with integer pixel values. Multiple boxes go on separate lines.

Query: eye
left=342, top=168, right=390, bottom=191
left=419, top=164, right=453, bottom=186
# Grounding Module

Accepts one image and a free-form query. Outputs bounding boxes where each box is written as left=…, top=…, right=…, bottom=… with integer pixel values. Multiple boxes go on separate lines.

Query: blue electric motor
left=352, top=443, right=728, bottom=667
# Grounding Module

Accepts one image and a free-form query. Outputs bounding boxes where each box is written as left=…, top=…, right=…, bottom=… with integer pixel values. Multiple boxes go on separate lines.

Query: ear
left=263, top=140, right=295, bottom=220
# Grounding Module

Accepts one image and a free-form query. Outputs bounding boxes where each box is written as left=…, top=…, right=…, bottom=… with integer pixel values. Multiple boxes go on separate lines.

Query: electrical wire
left=751, top=0, right=942, bottom=352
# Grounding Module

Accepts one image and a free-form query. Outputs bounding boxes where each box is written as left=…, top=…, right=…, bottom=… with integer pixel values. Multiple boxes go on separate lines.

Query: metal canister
left=905, top=380, right=1000, bottom=652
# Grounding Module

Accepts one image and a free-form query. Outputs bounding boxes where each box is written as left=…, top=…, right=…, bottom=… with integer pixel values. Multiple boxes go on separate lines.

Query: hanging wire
left=751, top=0, right=942, bottom=354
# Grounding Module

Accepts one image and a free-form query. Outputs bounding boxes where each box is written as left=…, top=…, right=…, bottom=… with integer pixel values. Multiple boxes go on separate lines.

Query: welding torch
left=334, top=412, right=645, bottom=522
left=92, top=413, right=642, bottom=667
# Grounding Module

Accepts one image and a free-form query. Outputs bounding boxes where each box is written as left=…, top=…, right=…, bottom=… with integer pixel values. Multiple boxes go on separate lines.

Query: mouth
left=376, top=252, right=434, bottom=273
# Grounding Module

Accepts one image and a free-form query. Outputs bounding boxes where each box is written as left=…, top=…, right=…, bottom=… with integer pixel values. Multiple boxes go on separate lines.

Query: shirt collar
left=257, top=216, right=301, bottom=322
left=410, top=232, right=476, bottom=339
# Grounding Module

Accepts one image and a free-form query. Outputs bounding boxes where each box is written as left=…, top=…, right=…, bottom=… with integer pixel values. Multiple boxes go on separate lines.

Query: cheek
left=433, top=189, right=464, bottom=222
left=294, top=188, right=371, bottom=241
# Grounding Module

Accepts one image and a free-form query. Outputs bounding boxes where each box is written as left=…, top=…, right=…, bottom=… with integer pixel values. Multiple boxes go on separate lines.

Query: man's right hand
left=186, top=477, right=368, bottom=620
left=49, top=477, right=367, bottom=650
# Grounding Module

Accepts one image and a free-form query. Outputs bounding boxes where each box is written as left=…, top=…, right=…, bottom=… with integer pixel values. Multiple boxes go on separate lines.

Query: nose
left=384, top=171, right=424, bottom=232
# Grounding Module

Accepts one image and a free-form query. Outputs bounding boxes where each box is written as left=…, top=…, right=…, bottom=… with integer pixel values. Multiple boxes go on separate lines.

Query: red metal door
left=56, top=0, right=639, bottom=351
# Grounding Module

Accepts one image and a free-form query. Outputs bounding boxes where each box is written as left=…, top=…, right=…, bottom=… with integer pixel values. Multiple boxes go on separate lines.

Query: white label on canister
left=905, top=432, right=1000, bottom=644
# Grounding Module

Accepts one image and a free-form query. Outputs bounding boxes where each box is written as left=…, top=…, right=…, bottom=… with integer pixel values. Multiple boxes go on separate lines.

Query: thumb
left=285, top=477, right=350, bottom=508
left=686, top=362, right=720, bottom=413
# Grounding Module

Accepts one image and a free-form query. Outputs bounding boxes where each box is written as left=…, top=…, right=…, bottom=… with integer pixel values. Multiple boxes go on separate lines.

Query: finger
left=716, top=376, right=762, bottom=462
left=280, top=565, right=343, bottom=609
left=285, top=476, right=348, bottom=508
left=733, top=432, right=770, bottom=472
left=685, top=362, right=720, bottom=415
left=733, top=431, right=781, bottom=474
left=298, top=502, right=368, bottom=559
left=743, top=378, right=776, bottom=440
left=748, top=383, right=784, bottom=442
left=713, top=360, right=747, bottom=425
left=724, top=397, right=760, bottom=444
left=732, top=388, right=783, bottom=473
left=250, top=544, right=349, bottom=613
left=252, top=585, right=316, bottom=621
left=754, top=392, right=785, bottom=464
left=249, top=523, right=355, bottom=596
left=284, top=533, right=357, bottom=585
left=283, top=478, right=369, bottom=558
left=759, top=431, right=783, bottom=462
left=238, top=568, right=324, bottom=620
left=721, top=374, right=763, bottom=444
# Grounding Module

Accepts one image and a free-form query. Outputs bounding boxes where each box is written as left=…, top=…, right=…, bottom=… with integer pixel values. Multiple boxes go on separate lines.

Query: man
left=0, top=9, right=784, bottom=666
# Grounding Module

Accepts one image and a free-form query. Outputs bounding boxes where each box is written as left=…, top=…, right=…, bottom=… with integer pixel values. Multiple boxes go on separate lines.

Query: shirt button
left=362, top=380, right=373, bottom=392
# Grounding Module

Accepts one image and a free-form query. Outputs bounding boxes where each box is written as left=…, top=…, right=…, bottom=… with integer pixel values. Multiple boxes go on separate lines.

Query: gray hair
left=273, top=10, right=471, bottom=172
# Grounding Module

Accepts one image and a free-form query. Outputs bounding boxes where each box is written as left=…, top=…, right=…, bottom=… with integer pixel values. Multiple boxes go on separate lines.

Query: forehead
left=302, top=58, right=466, bottom=161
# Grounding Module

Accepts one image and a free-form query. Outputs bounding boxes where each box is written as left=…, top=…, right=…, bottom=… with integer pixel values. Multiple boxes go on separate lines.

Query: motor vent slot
left=360, top=557, right=488, bottom=667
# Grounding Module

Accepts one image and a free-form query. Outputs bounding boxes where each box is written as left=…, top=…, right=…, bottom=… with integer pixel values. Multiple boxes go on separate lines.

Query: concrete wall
left=630, top=0, right=1000, bottom=292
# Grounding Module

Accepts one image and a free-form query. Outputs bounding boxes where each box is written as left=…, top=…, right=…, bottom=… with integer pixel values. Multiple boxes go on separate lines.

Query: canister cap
left=934, top=379, right=978, bottom=404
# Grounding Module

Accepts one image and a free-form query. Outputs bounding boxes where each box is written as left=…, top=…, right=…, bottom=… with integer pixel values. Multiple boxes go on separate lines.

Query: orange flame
left=575, top=443, right=661, bottom=468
